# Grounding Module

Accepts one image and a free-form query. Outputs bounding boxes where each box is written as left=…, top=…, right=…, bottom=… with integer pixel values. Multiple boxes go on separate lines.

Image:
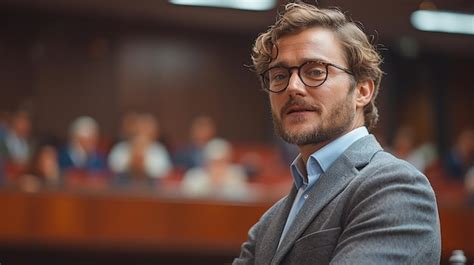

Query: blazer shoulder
left=348, top=150, right=437, bottom=207
left=333, top=151, right=441, bottom=264
left=361, top=150, right=427, bottom=179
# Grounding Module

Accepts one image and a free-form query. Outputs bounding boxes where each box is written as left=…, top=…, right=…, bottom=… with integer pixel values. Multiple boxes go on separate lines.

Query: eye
left=268, top=68, right=288, bottom=82
left=272, top=73, right=287, bottom=81
left=307, top=69, right=325, bottom=77
left=303, top=63, right=326, bottom=80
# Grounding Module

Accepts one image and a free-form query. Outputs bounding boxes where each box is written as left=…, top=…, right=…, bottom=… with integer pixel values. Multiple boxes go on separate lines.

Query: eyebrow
left=269, top=57, right=329, bottom=68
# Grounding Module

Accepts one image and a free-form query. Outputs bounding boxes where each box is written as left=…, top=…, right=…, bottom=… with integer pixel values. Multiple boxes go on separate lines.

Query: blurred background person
left=387, top=125, right=437, bottom=172
left=0, top=110, right=9, bottom=140
left=388, top=125, right=417, bottom=160
left=0, top=156, right=3, bottom=186
left=465, top=167, right=474, bottom=205
left=116, top=110, right=139, bottom=142
left=275, top=137, right=299, bottom=166
left=181, top=138, right=248, bottom=199
left=108, top=113, right=172, bottom=187
left=16, top=141, right=61, bottom=192
left=0, top=111, right=8, bottom=185
left=173, top=115, right=218, bottom=171
left=59, top=116, right=108, bottom=186
left=444, top=129, right=474, bottom=181
left=0, top=110, right=33, bottom=179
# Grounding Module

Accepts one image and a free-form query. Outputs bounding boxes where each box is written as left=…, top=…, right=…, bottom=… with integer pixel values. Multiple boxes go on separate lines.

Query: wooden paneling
left=0, top=9, right=472, bottom=152
left=0, top=12, right=269, bottom=145
left=0, top=190, right=270, bottom=253
left=439, top=205, right=474, bottom=259
left=1, top=190, right=473, bottom=262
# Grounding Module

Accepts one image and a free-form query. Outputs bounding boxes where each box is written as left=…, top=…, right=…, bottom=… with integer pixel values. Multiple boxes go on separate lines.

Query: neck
left=298, top=141, right=330, bottom=164
left=298, top=120, right=364, bottom=164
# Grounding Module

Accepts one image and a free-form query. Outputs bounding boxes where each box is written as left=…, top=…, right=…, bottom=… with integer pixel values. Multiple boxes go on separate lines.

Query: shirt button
left=303, top=194, right=309, bottom=200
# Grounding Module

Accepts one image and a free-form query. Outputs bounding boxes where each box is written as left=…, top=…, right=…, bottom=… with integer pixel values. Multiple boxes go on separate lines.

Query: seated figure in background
left=59, top=116, right=108, bottom=185
left=181, top=138, right=248, bottom=199
left=465, top=167, right=474, bottom=205
left=444, top=128, right=474, bottom=181
left=388, top=126, right=416, bottom=159
left=0, top=110, right=33, bottom=179
left=0, top=110, right=9, bottom=140
left=116, top=110, right=139, bottom=142
left=108, top=113, right=172, bottom=187
left=388, top=125, right=437, bottom=172
left=0, top=112, right=7, bottom=185
left=0, top=159, right=3, bottom=186
left=174, top=115, right=218, bottom=171
left=17, top=142, right=61, bottom=192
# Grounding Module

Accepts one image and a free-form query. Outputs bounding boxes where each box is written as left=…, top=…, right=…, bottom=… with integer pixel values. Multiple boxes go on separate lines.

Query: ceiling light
left=411, top=10, right=474, bottom=35
left=169, top=0, right=276, bottom=11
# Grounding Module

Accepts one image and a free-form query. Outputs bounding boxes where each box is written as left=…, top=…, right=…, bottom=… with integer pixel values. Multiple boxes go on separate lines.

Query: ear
left=354, top=79, right=374, bottom=108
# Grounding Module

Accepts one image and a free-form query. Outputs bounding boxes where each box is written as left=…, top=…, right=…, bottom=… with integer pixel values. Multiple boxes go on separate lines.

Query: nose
left=286, top=70, right=306, bottom=95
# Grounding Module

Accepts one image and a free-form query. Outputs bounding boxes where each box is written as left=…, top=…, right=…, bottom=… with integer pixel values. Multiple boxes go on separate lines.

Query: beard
left=272, top=93, right=355, bottom=146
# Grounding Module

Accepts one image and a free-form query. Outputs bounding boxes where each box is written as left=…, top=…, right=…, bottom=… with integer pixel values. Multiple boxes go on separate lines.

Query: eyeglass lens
left=263, top=62, right=328, bottom=92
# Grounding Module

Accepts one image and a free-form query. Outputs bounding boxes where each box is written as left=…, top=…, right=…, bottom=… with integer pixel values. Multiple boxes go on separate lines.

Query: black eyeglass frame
left=260, top=61, right=354, bottom=93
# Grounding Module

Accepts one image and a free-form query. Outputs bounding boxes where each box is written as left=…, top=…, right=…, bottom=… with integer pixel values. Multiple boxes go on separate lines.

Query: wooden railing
left=1, top=189, right=271, bottom=253
left=0, top=189, right=473, bottom=263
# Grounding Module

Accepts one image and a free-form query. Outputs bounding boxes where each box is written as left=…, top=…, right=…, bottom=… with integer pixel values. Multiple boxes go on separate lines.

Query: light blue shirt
left=278, top=126, right=369, bottom=247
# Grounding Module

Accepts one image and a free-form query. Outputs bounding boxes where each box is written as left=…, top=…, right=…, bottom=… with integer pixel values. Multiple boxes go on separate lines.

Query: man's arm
left=233, top=197, right=287, bottom=265
left=233, top=221, right=259, bottom=265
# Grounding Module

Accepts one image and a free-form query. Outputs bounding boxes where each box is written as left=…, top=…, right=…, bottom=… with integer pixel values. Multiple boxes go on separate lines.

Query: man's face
left=269, top=27, right=359, bottom=148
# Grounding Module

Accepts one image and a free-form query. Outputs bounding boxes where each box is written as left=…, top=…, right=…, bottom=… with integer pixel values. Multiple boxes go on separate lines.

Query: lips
left=285, top=105, right=314, bottom=115
left=280, top=98, right=320, bottom=118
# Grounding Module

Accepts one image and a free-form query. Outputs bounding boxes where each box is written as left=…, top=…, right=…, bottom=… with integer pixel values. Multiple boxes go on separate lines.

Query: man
left=234, top=3, right=440, bottom=265
left=174, top=115, right=218, bottom=170
left=59, top=116, right=107, bottom=174
left=108, top=113, right=172, bottom=185
left=0, top=110, right=32, bottom=166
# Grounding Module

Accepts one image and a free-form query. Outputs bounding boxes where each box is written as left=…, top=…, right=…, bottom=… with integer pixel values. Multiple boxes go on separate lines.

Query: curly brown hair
left=252, top=2, right=383, bottom=130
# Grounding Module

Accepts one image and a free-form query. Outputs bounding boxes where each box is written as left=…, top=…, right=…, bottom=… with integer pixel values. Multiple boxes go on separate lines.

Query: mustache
left=280, top=97, right=321, bottom=117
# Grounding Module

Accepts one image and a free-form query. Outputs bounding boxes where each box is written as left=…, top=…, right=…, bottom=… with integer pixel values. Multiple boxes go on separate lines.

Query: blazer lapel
left=257, top=185, right=298, bottom=264
left=271, top=135, right=382, bottom=264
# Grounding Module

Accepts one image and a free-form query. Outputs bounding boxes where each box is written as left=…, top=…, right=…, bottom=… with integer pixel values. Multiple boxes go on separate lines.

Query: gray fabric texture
left=233, top=135, right=441, bottom=265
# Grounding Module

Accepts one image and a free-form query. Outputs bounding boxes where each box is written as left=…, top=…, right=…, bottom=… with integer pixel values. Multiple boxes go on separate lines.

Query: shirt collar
left=290, top=126, right=369, bottom=189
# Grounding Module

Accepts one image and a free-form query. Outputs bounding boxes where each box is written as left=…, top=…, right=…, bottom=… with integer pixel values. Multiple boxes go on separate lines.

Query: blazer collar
left=257, top=186, right=298, bottom=264
left=270, top=135, right=382, bottom=264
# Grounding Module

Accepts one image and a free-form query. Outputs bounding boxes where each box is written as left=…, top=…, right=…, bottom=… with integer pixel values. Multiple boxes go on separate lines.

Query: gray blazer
left=233, top=135, right=441, bottom=265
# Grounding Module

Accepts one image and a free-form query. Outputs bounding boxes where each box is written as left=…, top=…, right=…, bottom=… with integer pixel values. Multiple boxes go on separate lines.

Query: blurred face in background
left=456, top=129, right=474, bottom=163
left=70, top=116, right=100, bottom=154
left=36, top=145, right=59, bottom=179
left=134, top=114, right=159, bottom=142
left=392, top=126, right=415, bottom=158
left=191, top=116, right=216, bottom=146
left=120, top=111, right=139, bottom=140
left=12, top=111, right=31, bottom=139
left=75, top=129, right=98, bottom=154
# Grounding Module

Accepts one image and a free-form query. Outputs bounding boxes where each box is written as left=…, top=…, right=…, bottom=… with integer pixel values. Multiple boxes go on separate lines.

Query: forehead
left=272, top=27, right=345, bottom=66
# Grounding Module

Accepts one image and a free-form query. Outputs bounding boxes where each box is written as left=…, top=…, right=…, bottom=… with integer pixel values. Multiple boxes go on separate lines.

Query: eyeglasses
left=260, top=61, right=354, bottom=93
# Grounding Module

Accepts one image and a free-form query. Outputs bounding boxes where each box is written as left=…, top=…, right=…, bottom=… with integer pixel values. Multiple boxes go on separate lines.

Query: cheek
left=269, top=95, right=283, bottom=115
left=311, top=83, right=353, bottom=107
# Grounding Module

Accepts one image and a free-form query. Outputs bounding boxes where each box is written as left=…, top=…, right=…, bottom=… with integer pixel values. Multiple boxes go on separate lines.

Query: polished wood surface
left=438, top=203, right=474, bottom=259
left=1, top=189, right=473, bottom=262
left=1, top=189, right=271, bottom=254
